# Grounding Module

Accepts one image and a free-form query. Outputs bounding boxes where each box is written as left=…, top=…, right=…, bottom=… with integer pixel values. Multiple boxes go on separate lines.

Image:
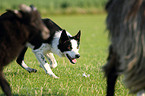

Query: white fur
left=19, top=4, right=31, bottom=12
left=45, top=53, right=57, bottom=68
left=21, top=61, right=29, bottom=68
left=23, top=30, right=80, bottom=78
left=21, top=60, right=37, bottom=73
left=50, top=32, right=63, bottom=57
left=33, top=49, right=59, bottom=78
left=137, top=90, right=145, bottom=96
left=50, top=31, right=72, bottom=57
left=64, top=39, right=79, bottom=58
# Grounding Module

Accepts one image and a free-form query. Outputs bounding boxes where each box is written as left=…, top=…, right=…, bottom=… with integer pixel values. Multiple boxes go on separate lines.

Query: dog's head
left=58, top=30, right=81, bottom=64
left=12, top=4, right=50, bottom=40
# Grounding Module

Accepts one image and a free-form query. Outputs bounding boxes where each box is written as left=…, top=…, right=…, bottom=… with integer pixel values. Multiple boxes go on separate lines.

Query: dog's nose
left=75, top=54, right=80, bottom=58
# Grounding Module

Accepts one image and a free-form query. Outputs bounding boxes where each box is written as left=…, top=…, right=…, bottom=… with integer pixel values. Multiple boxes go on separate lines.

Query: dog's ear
left=59, top=30, right=70, bottom=44
left=6, top=9, right=22, bottom=18
left=74, top=30, right=81, bottom=42
left=19, top=4, right=32, bottom=13
left=14, top=10, right=23, bottom=18
left=30, top=5, right=37, bottom=11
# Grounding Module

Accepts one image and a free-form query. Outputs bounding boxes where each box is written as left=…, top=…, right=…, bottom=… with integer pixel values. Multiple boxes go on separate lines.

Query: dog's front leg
left=45, top=52, right=57, bottom=69
left=33, top=50, right=59, bottom=78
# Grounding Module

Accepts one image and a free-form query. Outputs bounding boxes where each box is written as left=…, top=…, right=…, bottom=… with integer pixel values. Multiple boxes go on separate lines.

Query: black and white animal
left=0, top=4, right=49, bottom=96
left=103, top=0, right=145, bottom=96
left=16, top=18, right=81, bottom=78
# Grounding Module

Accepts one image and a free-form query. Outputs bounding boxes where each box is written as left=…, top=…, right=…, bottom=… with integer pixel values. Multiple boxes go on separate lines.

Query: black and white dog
left=16, top=18, right=81, bottom=78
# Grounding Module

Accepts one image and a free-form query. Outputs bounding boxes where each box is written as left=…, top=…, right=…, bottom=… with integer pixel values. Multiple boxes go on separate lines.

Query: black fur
left=0, top=5, right=48, bottom=95
left=16, top=18, right=63, bottom=72
left=58, top=30, right=81, bottom=52
left=29, top=18, right=62, bottom=49
left=16, top=19, right=81, bottom=73
left=58, top=30, right=72, bottom=52
left=43, top=18, right=62, bottom=44
left=103, top=0, right=145, bottom=95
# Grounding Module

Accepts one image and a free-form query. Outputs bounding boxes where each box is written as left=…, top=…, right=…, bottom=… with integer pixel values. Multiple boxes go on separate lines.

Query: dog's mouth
left=66, top=54, right=77, bottom=64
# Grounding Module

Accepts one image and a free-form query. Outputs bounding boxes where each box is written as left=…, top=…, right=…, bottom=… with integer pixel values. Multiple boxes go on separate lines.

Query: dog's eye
left=68, top=46, right=71, bottom=50
left=67, top=45, right=72, bottom=50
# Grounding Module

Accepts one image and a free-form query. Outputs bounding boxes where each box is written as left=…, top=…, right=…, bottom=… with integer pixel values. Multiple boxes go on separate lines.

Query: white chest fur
left=26, top=42, right=51, bottom=55
left=26, top=30, right=71, bottom=56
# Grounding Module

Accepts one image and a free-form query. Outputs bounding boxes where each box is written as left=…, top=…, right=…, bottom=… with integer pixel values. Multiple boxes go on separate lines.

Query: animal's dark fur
left=0, top=5, right=49, bottom=96
left=103, top=0, right=145, bottom=95
left=28, top=18, right=62, bottom=49
left=42, top=18, right=62, bottom=44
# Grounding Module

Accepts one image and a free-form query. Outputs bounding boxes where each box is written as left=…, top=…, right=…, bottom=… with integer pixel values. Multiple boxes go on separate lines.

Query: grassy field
left=0, top=14, right=132, bottom=96
left=0, top=0, right=106, bottom=15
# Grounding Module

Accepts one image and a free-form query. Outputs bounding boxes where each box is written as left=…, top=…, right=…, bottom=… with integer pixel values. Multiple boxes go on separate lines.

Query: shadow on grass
left=3, top=71, right=65, bottom=96
left=42, top=93, right=65, bottom=96
left=41, top=90, right=66, bottom=96
left=0, top=89, right=65, bottom=96
left=0, top=93, right=65, bottom=96
left=0, top=94, right=23, bottom=96
left=4, top=71, right=34, bottom=76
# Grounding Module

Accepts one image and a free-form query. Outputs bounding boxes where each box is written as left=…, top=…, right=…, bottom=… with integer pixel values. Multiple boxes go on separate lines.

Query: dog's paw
left=27, top=68, right=37, bottom=73
left=53, top=76, right=59, bottom=79
left=46, top=72, right=59, bottom=79
left=50, top=74, right=59, bottom=79
left=50, top=63, right=57, bottom=69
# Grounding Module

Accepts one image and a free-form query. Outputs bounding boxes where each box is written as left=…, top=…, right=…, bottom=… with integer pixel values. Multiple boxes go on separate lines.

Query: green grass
left=1, top=14, right=132, bottom=96
left=0, top=0, right=107, bottom=15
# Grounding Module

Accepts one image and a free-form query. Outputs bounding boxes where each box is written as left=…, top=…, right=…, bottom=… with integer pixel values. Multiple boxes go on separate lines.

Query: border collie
left=16, top=18, right=81, bottom=78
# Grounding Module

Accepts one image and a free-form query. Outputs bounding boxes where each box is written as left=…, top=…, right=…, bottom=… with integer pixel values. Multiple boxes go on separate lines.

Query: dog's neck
left=50, top=30, right=71, bottom=57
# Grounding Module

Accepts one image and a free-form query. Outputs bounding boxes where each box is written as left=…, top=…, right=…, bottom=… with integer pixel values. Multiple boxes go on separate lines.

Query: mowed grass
left=1, top=14, right=131, bottom=96
left=0, top=0, right=106, bottom=15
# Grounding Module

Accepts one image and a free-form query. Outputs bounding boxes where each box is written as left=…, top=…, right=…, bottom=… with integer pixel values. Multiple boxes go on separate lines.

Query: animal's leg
left=0, top=71, right=11, bottom=96
left=103, top=45, right=119, bottom=96
left=16, top=47, right=37, bottom=73
left=106, top=67, right=118, bottom=96
left=33, top=50, right=59, bottom=78
left=137, top=90, right=145, bottom=96
left=45, top=52, right=57, bottom=69
left=21, top=61, right=37, bottom=73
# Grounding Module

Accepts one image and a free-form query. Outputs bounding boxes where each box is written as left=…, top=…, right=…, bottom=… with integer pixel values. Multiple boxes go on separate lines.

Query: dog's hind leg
left=106, top=65, right=118, bottom=96
left=16, top=47, right=37, bottom=73
left=33, top=50, right=59, bottom=78
left=45, top=52, right=57, bottom=69
left=103, top=46, right=119, bottom=96
left=0, top=70, right=12, bottom=96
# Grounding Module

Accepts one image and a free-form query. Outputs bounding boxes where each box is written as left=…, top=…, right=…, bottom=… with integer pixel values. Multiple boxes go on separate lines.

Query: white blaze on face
left=71, top=39, right=79, bottom=54
left=64, top=39, right=79, bottom=59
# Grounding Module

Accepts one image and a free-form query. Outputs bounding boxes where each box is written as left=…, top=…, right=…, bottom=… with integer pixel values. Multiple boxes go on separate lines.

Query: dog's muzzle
left=65, top=54, right=80, bottom=64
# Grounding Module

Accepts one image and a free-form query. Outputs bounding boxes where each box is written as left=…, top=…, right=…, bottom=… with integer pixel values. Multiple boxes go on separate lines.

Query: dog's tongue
left=72, top=59, right=77, bottom=63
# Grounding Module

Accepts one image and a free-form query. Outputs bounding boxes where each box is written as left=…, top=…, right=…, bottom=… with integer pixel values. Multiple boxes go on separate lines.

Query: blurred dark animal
left=0, top=4, right=49, bottom=96
left=103, top=0, right=145, bottom=96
